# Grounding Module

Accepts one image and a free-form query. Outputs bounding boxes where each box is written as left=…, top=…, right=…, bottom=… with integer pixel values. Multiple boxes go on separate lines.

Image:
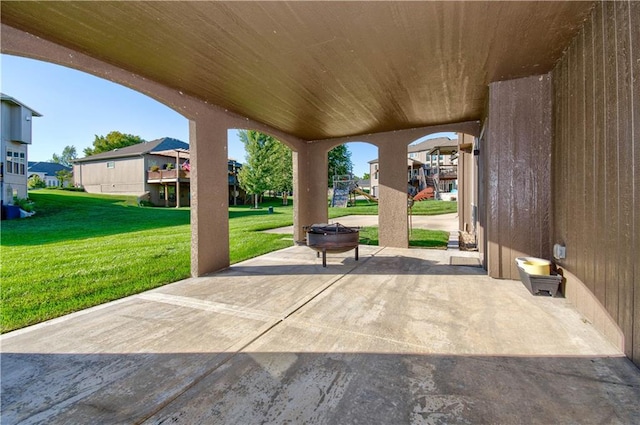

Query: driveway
left=2, top=246, right=639, bottom=424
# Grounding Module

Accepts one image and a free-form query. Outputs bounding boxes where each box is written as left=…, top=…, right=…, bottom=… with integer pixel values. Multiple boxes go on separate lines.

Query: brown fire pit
left=304, top=223, right=360, bottom=267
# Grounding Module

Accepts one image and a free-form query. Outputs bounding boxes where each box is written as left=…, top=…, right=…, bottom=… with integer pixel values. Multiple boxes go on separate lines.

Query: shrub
left=13, top=196, right=35, bottom=213
left=28, top=175, right=47, bottom=189
left=62, top=186, right=86, bottom=192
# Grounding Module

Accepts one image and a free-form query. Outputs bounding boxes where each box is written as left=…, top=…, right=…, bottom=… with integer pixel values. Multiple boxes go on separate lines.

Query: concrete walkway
left=262, top=213, right=460, bottom=234
left=2, top=246, right=639, bottom=424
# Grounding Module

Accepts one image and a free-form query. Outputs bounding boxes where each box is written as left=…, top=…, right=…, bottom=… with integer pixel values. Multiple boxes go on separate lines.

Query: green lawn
left=329, top=198, right=457, bottom=217
left=1, top=190, right=454, bottom=332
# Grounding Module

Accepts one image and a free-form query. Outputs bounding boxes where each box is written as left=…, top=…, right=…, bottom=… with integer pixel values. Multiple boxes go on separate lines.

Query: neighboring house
left=73, top=137, right=191, bottom=207
left=227, top=159, right=246, bottom=206
left=73, top=137, right=245, bottom=207
left=356, top=178, right=370, bottom=193
left=368, top=136, right=459, bottom=198
left=28, top=161, right=72, bottom=187
left=1, top=93, right=41, bottom=206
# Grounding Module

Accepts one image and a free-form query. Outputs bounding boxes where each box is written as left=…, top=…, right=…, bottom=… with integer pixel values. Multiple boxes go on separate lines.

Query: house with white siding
left=1, top=93, right=41, bottom=206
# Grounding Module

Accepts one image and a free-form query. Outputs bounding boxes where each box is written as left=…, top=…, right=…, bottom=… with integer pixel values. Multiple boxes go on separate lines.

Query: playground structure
left=331, top=162, right=456, bottom=208
left=330, top=175, right=372, bottom=207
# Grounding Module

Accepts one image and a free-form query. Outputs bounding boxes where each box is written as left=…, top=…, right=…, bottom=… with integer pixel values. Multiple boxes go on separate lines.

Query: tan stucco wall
left=457, top=133, right=475, bottom=234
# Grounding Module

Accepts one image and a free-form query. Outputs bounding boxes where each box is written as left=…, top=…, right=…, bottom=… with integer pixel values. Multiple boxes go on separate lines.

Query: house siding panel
left=75, top=157, right=146, bottom=194
left=485, top=74, right=553, bottom=280
left=583, top=13, right=596, bottom=296
left=631, top=0, right=640, bottom=368
left=552, top=0, right=638, bottom=364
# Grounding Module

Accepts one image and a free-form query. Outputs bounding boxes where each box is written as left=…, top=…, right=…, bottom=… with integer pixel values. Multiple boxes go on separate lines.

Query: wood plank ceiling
left=1, top=1, right=595, bottom=140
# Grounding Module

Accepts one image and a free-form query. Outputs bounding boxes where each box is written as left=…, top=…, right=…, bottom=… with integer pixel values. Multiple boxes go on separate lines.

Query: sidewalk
left=263, top=212, right=459, bottom=234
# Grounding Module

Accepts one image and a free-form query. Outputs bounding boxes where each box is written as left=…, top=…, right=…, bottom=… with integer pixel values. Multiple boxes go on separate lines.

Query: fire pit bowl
left=304, top=223, right=360, bottom=267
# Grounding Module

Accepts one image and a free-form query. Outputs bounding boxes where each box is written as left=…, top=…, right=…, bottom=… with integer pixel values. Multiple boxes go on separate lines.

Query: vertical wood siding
left=552, top=0, right=638, bottom=364
left=485, top=74, right=553, bottom=280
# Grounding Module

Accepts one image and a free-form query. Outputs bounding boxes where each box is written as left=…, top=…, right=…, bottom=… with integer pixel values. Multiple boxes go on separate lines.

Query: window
left=19, top=153, right=25, bottom=175
left=107, top=161, right=115, bottom=169
left=5, top=150, right=25, bottom=175
left=6, top=150, right=14, bottom=174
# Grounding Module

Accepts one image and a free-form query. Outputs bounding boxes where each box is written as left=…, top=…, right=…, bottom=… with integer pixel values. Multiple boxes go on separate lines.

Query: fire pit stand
left=304, top=223, right=360, bottom=267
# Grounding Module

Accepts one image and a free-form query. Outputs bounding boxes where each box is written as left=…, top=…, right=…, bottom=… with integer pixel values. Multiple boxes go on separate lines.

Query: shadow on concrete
left=2, top=352, right=639, bottom=424
left=224, top=255, right=487, bottom=277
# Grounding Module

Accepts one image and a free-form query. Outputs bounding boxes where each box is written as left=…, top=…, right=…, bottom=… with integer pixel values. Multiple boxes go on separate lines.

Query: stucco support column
left=293, top=142, right=328, bottom=243
left=378, top=143, right=409, bottom=248
left=190, top=117, right=230, bottom=276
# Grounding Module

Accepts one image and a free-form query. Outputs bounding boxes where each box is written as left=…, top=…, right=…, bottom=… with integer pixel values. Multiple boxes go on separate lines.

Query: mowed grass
left=1, top=191, right=454, bottom=332
left=1, top=190, right=292, bottom=332
left=329, top=198, right=457, bottom=217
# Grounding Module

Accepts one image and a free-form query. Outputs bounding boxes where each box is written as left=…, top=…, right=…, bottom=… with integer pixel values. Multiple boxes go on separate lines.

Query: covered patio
left=1, top=1, right=638, bottom=420
left=3, top=246, right=639, bottom=424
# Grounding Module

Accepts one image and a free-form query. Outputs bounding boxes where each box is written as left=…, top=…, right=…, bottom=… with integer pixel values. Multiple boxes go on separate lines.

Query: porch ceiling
left=1, top=1, right=594, bottom=140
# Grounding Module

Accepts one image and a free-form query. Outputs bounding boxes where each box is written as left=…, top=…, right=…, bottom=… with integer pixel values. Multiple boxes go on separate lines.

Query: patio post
left=175, top=150, right=181, bottom=208
left=293, top=141, right=329, bottom=244
left=377, top=143, right=409, bottom=248
left=189, top=116, right=230, bottom=276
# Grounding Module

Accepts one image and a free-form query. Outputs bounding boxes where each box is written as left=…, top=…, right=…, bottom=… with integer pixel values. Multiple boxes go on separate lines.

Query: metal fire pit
left=304, top=223, right=360, bottom=267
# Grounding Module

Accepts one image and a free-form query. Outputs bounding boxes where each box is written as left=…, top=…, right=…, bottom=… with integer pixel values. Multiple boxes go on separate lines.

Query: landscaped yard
left=1, top=190, right=455, bottom=332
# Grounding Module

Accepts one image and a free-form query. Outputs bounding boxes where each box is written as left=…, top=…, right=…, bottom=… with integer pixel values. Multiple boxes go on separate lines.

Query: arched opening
left=2, top=55, right=190, bottom=163
left=323, top=141, right=381, bottom=243
left=1, top=54, right=201, bottom=331
left=405, top=131, right=479, bottom=251
left=226, top=128, right=296, bottom=263
left=325, top=141, right=377, bottom=205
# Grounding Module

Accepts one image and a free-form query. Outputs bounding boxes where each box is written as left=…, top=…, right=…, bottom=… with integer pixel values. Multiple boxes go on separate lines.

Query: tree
left=268, top=141, right=293, bottom=205
left=327, top=144, right=353, bottom=187
left=83, top=131, right=145, bottom=156
left=28, top=174, right=46, bottom=189
left=237, top=131, right=293, bottom=207
left=362, top=172, right=370, bottom=180
left=51, top=145, right=78, bottom=167
left=237, top=130, right=276, bottom=208
left=55, top=169, right=73, bottom=187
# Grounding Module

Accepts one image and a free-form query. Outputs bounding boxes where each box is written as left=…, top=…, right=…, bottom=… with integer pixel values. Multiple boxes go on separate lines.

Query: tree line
left=236, top=130, right=352, bottom=207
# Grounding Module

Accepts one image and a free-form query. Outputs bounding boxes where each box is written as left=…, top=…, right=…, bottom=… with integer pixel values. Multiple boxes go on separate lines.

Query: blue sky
left=2, top=54, right=453, bottom=177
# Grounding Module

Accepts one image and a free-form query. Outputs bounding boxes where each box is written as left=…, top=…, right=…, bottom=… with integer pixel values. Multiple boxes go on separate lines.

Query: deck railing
left=147, top=169, right=190, bottom=181
left=435, top=166, right=457, bottom=179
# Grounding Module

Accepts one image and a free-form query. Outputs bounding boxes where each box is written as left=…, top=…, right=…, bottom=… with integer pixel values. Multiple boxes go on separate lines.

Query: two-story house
left=1, top=93, right=41, bottom=207
left=73, top=137, right=246, bottom=207
left=73, top=137, right=191, bottom=207
left=368, top=136, right=459, bottom=199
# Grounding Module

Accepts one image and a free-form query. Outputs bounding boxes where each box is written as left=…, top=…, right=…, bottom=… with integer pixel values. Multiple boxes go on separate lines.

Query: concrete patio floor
left=2, top=245, right=639, bottom=424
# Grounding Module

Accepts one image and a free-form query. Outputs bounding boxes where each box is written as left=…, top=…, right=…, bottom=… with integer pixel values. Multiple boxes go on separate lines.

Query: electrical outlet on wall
left=553, top=244, right=566, bottom=260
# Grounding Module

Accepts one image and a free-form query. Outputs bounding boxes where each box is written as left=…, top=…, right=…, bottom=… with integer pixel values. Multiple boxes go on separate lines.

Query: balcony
left=434, top=165, right=457, bottom=180
left=147, top=169, right=190, bottom=182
